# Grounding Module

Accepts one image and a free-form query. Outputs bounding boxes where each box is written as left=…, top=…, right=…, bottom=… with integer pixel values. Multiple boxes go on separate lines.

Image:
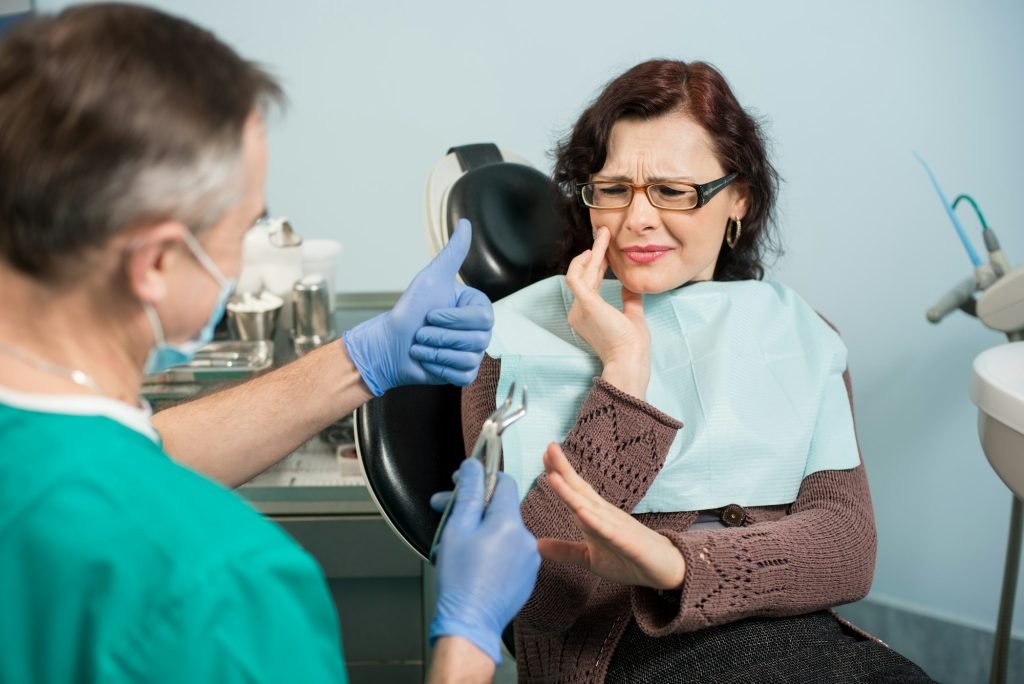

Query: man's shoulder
left=1, top=409, right=312, bottom=587
left=0, top=409, right=337, bottom=682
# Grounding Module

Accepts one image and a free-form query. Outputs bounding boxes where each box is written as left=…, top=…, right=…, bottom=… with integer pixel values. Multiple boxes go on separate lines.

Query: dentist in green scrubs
left=0, top=4, right=539, bottom=683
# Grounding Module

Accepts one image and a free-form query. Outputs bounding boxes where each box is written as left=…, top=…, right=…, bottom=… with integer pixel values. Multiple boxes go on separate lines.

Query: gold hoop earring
left=726, top=218, right=742, bottom=249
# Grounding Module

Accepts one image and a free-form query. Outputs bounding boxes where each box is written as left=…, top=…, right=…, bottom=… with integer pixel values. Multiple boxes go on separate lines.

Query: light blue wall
left=38, top=0, right=1024, bottom=638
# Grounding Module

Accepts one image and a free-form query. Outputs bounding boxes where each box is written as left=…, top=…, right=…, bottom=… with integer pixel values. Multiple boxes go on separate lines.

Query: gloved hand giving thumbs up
left=342, top=219, right=494, bottom=396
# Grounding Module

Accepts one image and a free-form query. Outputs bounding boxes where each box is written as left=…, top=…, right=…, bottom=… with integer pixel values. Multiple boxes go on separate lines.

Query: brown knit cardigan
left=462, top=354, right=876, bottom=684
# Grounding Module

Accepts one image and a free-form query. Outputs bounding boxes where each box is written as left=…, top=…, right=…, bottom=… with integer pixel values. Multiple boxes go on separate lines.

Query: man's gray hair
left=0, top=3, right=283, bottom=280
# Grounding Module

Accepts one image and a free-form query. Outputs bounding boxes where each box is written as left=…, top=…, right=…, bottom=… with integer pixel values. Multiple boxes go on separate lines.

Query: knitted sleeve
left=630, top=368, right=877, bottom=635
left=461, top=354, right=684, bottom=634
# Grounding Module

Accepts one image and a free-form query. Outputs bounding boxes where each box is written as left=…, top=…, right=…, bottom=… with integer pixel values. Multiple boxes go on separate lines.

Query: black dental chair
left=354, top=143, right=562, bottom=655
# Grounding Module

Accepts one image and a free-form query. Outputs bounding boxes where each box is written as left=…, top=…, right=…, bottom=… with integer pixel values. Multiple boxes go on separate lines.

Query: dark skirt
left=605, top=611, right=936, bottom=684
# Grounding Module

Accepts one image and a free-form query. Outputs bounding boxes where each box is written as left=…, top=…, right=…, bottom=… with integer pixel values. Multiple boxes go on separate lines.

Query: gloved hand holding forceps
left=428, top=383, right=534, bottom=664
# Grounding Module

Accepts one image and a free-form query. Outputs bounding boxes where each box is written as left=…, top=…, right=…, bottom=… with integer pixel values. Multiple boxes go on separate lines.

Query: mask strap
left=141, top=302, right=167, bottom=348
left=181, top=230, right=231, bottom=289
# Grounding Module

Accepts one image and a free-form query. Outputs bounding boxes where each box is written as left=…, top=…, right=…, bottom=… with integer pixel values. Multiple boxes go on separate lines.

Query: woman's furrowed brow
left=592, top=174, right=697, bottom=183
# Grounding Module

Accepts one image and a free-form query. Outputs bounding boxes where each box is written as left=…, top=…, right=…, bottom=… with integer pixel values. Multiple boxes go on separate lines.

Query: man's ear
left=122, top=222, right=189, bottom=305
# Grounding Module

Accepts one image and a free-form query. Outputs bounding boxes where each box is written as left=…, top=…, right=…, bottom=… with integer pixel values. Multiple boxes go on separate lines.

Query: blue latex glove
left=342, top=219, right=494, bottom=396
left=429, top=459, right=540, bottom=664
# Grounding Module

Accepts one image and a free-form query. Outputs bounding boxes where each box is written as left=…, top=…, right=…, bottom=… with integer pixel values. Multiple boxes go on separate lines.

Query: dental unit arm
left=974, top=259, right=1024, bottom=336
left=917, top=154, right=1023, bottom=339
left=927, top=264, right=1024, bottom=336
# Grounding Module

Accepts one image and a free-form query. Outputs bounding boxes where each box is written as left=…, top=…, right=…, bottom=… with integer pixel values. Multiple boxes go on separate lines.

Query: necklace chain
left=0, top=341, right=104, bottom=393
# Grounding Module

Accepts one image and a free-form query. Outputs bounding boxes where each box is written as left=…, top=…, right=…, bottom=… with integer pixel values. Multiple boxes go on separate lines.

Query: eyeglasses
left=577, top=172, right=738, bottom=211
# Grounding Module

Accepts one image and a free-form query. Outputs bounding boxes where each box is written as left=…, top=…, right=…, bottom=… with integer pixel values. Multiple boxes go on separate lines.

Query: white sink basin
left=972, top=342, right=1024, bottom=498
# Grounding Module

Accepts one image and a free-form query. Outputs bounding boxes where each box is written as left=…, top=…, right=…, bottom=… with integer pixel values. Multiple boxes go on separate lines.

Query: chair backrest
left=354, top=384, right=464, bottom=559
left=356, top=143, right=562, bottom=560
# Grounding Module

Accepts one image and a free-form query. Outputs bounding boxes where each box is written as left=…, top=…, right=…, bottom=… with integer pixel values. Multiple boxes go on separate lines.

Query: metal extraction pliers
left=429, top=382, right=527, bottom=563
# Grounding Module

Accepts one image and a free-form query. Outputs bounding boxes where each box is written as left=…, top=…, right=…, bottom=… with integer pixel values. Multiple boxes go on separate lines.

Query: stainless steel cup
left=226, top=292, right=284, bottom=341
left=291, top=275, right=335, bottom=355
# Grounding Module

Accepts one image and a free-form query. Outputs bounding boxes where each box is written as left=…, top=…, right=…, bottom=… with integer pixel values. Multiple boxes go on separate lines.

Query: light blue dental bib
left=488, top=276, right=860, bottom=513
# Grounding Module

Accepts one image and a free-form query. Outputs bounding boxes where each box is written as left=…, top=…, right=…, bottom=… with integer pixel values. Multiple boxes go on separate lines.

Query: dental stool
left=355, top=143, right=562, bottom=559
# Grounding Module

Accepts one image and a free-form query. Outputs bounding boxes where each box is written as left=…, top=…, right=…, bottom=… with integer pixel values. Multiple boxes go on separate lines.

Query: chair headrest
left=425, top=143, right=563, bottom=301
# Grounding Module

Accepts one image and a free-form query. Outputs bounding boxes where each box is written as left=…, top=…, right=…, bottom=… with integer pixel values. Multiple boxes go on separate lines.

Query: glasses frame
left=576, top=172, right=739, bottom=211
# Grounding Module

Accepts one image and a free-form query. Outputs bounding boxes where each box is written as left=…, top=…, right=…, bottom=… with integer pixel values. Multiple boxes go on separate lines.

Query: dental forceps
left=429, top=382, right=527, bottom=563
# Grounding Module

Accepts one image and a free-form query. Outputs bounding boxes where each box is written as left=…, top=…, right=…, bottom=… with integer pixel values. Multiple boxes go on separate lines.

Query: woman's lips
left=621, top=245, right=674, bottom=264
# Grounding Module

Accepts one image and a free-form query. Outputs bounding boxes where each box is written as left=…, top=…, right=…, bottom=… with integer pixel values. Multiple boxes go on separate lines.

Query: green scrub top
left=0, top=389, right=349, bottom=683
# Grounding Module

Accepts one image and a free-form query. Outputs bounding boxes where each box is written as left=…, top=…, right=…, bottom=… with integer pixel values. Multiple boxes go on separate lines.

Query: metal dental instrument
left=428, top=382, right=528, bottom=564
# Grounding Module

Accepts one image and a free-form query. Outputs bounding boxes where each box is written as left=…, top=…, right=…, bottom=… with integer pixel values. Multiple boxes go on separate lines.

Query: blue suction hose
left=914, top=152, right=983, bottom=267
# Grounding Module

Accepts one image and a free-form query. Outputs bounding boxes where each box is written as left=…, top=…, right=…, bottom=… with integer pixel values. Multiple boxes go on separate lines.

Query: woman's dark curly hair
left=551, top=59, right=781, bottom=281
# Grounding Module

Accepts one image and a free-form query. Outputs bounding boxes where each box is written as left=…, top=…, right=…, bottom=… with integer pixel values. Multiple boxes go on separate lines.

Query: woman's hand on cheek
left=565, top=227, right=651, bottom=398
left=535, top=444, right=686, bottom=591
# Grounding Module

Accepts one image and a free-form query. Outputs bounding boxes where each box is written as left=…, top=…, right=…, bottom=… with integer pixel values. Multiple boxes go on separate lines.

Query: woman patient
left=461, top=59, right=933, bottom=683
